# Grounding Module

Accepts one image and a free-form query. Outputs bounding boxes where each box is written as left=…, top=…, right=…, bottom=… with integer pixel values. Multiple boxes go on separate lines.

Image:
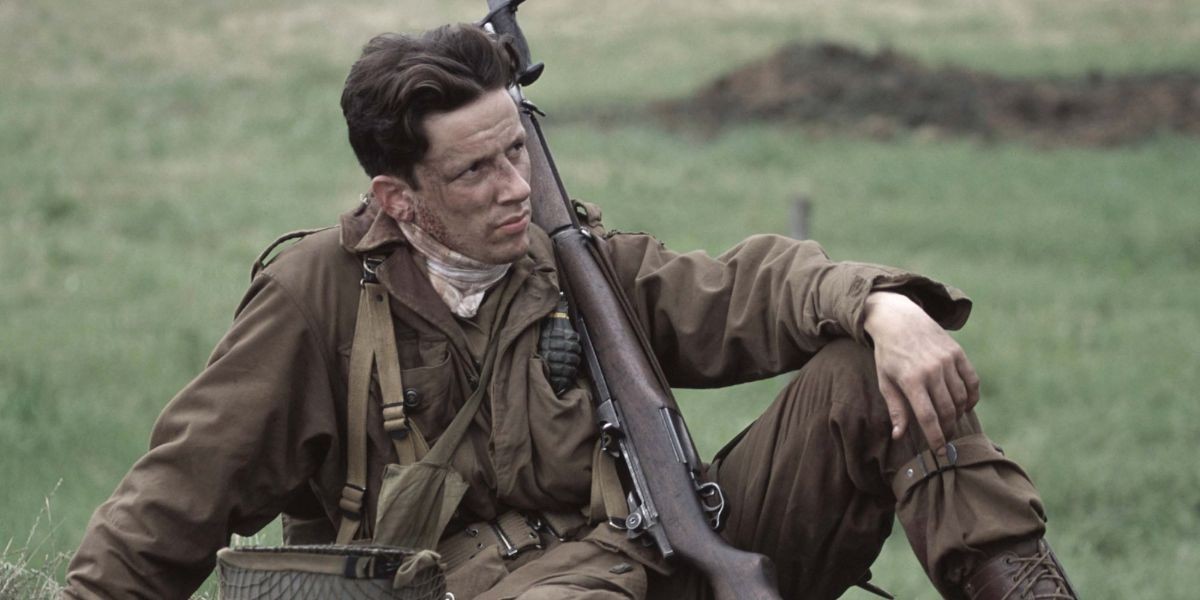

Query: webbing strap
left=587, top=439, right=628, bottom=522
left=362, top=280, right=429, bottom=465
left=335, top=281, right=430, bottom=544
left=336, top=257, right=513, bottom=544
left=891, top=433, right=1007, bottom=501
left=413, top=267, right=514, bottom=467
left=422, top=312, right=504, bottom=467
left=382, top=404, right=430, bottom=464
left=336, top=287, right=377, bottom=544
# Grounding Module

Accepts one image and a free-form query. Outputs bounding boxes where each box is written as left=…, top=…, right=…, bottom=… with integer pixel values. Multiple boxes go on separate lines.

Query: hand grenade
left=538, top=295, right=582, bottom=396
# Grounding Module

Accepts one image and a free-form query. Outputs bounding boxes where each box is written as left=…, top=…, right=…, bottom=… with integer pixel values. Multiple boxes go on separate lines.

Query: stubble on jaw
left=411, top=194, right=452, bottom=246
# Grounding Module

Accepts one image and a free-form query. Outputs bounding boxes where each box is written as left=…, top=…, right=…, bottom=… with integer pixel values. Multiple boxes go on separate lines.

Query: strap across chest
left=336, top=256, right=510, bottom=545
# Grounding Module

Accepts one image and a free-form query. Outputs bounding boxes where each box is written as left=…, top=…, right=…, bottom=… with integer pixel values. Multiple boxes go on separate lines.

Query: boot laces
left=999, top=543, right=1073, bottom=600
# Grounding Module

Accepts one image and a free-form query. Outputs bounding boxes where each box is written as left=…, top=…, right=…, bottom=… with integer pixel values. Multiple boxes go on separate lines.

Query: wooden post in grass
left=791, top=195, right=812, bottom=240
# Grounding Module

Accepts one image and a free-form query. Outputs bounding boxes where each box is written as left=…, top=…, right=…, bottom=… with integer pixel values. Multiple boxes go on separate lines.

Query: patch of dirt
left=654, top=43, right=1200, bottom=146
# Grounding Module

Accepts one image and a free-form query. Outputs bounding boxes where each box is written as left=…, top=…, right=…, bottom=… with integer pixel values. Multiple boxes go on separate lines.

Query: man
left=65, top=24, right=1075, bottom=600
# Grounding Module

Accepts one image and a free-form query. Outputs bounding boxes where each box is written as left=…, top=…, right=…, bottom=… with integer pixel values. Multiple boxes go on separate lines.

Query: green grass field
left=2, top=0, right=1198, bottom=597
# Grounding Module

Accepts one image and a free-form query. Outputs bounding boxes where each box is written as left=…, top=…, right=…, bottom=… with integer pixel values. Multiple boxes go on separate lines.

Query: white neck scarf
left=399, top=222, right=511, bottom=318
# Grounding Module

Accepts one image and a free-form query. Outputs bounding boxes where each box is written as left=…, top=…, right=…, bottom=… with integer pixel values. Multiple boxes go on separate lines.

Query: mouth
left=496, top=211, right=530, bottom=235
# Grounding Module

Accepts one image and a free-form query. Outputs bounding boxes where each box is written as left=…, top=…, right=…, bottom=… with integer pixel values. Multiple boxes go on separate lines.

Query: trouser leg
left=712, top=338, right=902, bottom=599
left=649, top=339, right=1047, bottom=599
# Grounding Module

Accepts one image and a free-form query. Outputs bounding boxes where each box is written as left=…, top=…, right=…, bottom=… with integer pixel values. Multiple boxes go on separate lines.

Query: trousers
left=464, top=339, right=1047, bottom=599
left=650, top=339, right=1047, bottom=599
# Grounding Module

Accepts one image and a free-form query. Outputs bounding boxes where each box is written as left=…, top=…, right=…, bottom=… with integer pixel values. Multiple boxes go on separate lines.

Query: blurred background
left=1, top=0, right=1197, bottom=597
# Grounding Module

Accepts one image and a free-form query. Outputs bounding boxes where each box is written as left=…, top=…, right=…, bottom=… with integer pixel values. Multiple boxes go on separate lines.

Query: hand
left=862, top=291, right=980, bottom=451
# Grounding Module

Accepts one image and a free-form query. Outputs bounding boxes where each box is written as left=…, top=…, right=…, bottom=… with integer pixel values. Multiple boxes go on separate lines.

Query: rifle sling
left=588, top=438, right=629, bottom=522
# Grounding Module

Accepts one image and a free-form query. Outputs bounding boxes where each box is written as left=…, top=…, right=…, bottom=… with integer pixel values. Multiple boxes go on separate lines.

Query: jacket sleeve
left=601, top=232, right=972, bottom=388
left=63, top=273, right=340, bottom=599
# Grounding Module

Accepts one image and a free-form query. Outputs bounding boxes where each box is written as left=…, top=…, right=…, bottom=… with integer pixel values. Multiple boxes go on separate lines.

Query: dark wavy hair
left=341, top=24, right=519, bottom=185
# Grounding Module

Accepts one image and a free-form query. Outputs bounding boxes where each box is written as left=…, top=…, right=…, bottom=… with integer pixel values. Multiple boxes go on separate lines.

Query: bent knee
left=811, top=338, right=876, bottom=373
left=778, top=338, right=889, bottom=431
left=797, top=338, right=879, bottom=395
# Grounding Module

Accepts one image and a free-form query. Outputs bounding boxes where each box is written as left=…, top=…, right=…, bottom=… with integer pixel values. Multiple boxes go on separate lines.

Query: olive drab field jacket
left=64, top=200, right=971, bottom=599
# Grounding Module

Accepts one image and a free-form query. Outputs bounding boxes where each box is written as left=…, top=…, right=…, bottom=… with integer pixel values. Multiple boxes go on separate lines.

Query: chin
left=492, top=236, right=530, bottom=264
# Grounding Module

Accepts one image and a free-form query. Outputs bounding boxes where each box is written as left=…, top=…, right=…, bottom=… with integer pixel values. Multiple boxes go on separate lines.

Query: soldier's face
left=376, top=88, right=532, bottom=265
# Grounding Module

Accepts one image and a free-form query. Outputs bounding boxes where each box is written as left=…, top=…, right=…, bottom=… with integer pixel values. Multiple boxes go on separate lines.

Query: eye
left=507, top=140, right=526, bottom=157
left=458, top=160, right=485, bottom=179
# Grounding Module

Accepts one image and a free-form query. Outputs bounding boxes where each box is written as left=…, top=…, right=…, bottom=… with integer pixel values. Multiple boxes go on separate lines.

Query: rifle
left=481, top=3, right=783, bottom=598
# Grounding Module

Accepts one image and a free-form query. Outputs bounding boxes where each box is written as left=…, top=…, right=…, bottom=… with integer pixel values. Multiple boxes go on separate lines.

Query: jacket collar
left=338, top=198, right=560, bottom=347
left=340, top=197, right=405, bottom=256
left=338, top=198, right=556, bottom=267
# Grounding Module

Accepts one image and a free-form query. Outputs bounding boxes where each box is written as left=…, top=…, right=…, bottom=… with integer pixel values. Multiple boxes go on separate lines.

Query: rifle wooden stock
left=521, top=108, right=783, bottom=600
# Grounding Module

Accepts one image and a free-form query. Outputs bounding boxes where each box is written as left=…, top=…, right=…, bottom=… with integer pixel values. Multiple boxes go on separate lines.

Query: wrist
left=863, top=291, right=917, bottom=339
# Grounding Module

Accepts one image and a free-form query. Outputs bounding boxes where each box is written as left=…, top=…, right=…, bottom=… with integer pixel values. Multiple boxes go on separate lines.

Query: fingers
left=904, top=383, right=947, bottom=451
left=943, top=361, right=969, bottom=420
left=877, top=372, right=908, bottom=440
left=928, top=372, right=958, bottom=442
left=955, top=352, right=981, bottom=412
left=869, top=311, right=979, bottom=450
left=883, top=368, right=961, bottom=451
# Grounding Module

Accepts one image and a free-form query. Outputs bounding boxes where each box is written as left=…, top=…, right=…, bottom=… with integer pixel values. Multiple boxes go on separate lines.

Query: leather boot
left=962, top=538, right=1078, bottom=599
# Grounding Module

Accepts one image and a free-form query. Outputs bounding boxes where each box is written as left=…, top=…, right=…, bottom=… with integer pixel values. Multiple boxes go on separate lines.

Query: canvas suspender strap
left=363, top=279, right=430, bottom=465
left=337, top=256, right=510, bottom=545
left=335, top=270, right=430, bottom=544
left=369, top=298, right=510, bottom=551
left=336, top=286, right=377, bottom=544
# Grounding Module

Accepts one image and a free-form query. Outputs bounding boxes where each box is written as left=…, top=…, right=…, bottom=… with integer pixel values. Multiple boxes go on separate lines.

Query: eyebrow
left=441, top=129, right=526, bottom=178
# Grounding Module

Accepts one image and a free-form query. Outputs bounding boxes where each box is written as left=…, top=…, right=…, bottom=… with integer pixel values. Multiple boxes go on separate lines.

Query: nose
left=497, top=157, right=531, bottom=205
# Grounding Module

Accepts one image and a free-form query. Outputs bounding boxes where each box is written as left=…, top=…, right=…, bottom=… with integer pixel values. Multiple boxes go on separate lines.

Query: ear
left=371, top=175, right=417, bottom=223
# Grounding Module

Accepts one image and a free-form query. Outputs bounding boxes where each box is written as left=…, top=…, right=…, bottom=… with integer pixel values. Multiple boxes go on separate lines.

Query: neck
left=399, top=222, right=511, bottom=318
